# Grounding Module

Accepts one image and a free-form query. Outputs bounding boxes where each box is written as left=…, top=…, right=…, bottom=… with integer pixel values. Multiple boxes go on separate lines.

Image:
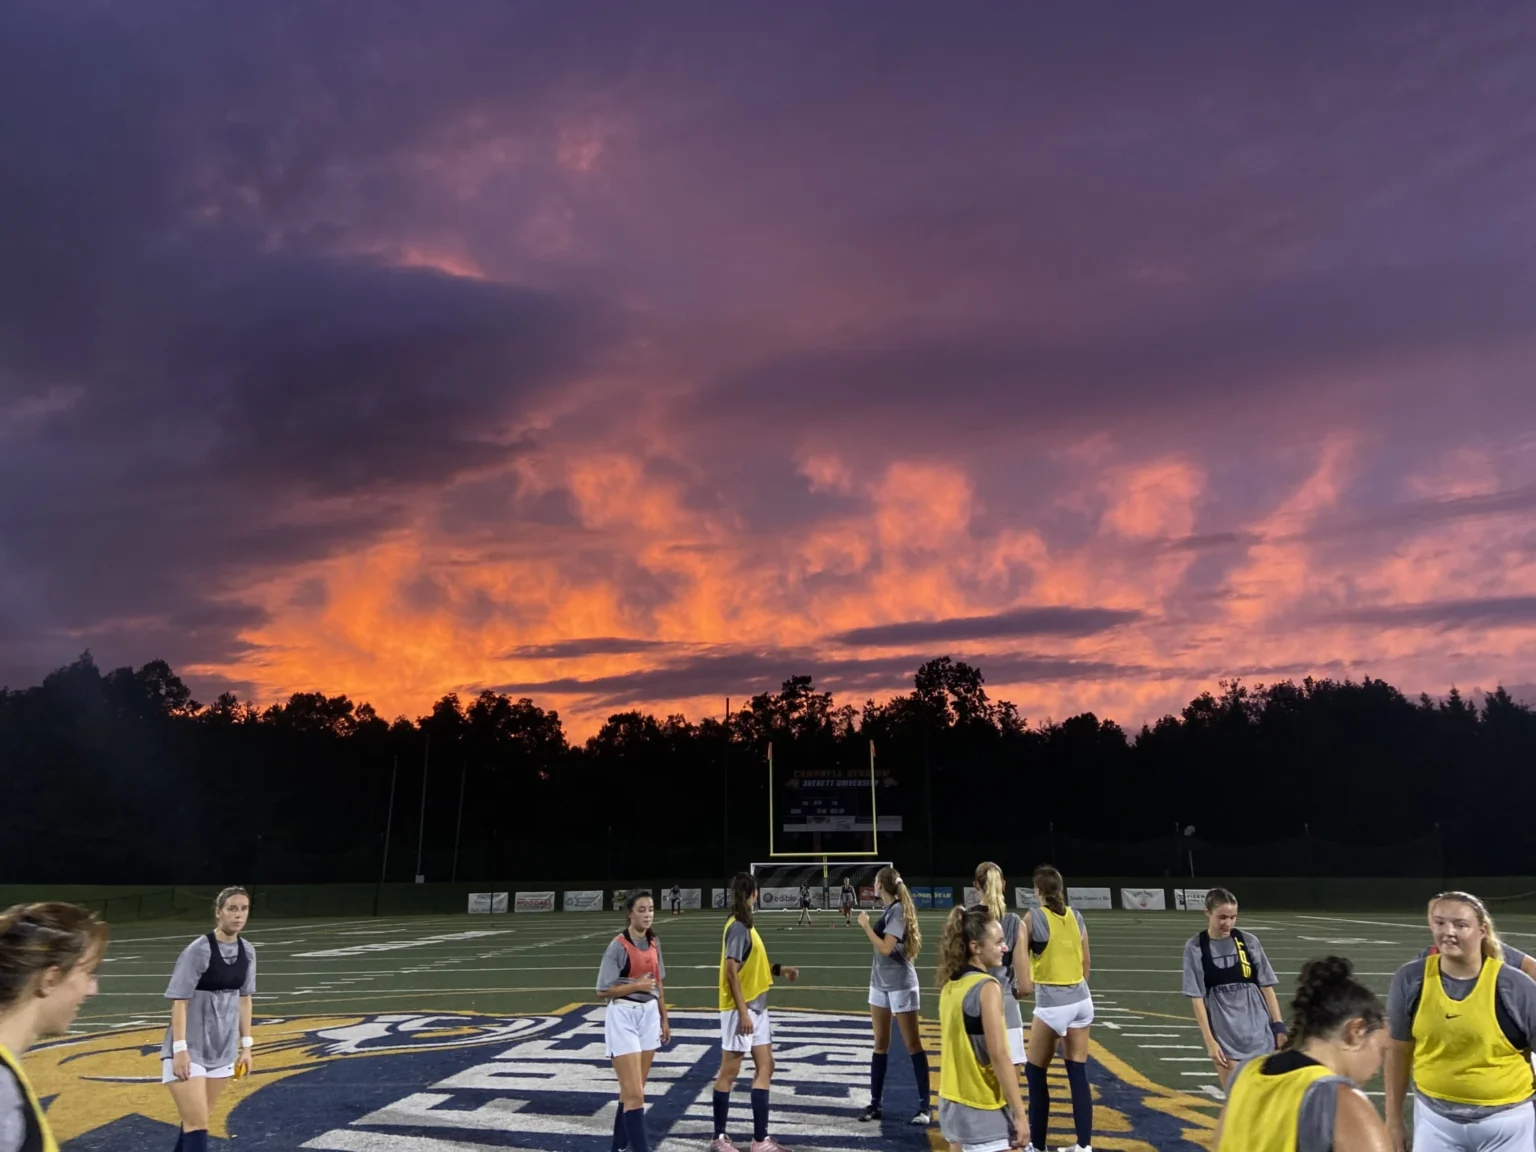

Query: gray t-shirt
left=1182, top=931, right=1280, bottom=1061
left=1027, top=907, right=1090, bottom=1008
left=870, top=901, right=920, bottom=994
left=989, top=913, right=1024, bottom=1031
left=1227, top=1053, right=1344, bottom=1152
left=0, top=1067, right=25, bottom=1152
left=1387, top=956, right=1536, bottom=1120
left=724, top=920, right=769, bottom=1013
left=596, top=933, right=667, bottom=1002
left=938, top=973, right=1012, bottom=1148
left=160, top=935, right=256, bottom=1067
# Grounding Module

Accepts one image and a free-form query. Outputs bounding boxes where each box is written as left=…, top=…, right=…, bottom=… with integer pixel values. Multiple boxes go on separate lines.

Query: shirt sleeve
left=725, top=922, right=752, bottom=963
left=1249, top=934, right=1279, bottom=988
left=1027, top=909, right=1048, bottom=944
left=0, top=1067, right=26, bottom=1152
left=241, top=941, right=256, bottom=996
left=1073, top=908, right=1086, bottom=936
left=1504, top=944, right=1531, bottom=970
left=596, top=939, right=626, bottom=991
left=165, top=937, right=211, bottom=1000
left=1496, top=965, right=1536, bottom=1047
left=884, top=902, right=906, bottom=942
left=1387, top=962, right=1422, bottom=1043
left=1182, top=937, right=1207, bottom=997
left=655, top=940, right=666, bottom=982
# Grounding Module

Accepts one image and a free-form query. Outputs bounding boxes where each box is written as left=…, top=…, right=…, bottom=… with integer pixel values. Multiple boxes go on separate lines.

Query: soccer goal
left=749, top=860, right=893, bottom=911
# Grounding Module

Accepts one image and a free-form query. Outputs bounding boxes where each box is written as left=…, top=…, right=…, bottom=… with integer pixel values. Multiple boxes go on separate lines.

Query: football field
left=33, top=907, right=1530, bottom=1151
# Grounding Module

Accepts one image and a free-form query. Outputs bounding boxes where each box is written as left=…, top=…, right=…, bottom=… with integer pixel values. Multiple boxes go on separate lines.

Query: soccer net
left=749, top=861, right=892, bottom=911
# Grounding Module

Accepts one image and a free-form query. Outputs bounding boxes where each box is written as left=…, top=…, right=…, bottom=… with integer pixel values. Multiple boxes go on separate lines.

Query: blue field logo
left=32, top=1007, right=1217, bottom=1150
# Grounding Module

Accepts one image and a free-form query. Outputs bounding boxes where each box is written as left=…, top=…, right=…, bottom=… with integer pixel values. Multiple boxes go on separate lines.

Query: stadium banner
left=757, top=886, right=805, bottom=909
left=1120, top=887, right=1167, bottom=911
left=712, top=888, right=729, bottom=909
left=562, top=890, right=603, bottom=912
left=1069, top=887, right=1113, bottom=910
left=514, top=891, right=556, bottom=913
left=467, top=892, right=509, bottom=915
left=963, top=885, right=978, bottom=907
left=1173, top=888, right=1213, bottom=911
left=858, top=886, right=877, bottom=905
left=1014, top=887, right=1040, bottom=909
left=678, top=887, right=703, bottom=909
left=908, top=885, right=955, bottom=909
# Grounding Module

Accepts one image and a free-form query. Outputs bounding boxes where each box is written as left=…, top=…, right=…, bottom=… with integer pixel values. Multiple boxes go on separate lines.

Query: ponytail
left=1033, top=865, right=1067, bottom=915
left=729, top=872, right=756, bottom=929
left=936, top=903, right=994, bottom=985
left=876, top=866, right=923, bottom=961
left=974, top=862, right=1007, bottom=921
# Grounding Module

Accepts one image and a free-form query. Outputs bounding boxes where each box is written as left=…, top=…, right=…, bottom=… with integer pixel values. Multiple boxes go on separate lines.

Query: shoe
left=857, top=1104, right=882, bottom=1122
left=708, top=1138, right=736, bottom=1152
left=909, top=1109, right=931, bottom=1125
left=750, top=1140, right=792, bottom=1152
left=1056, top=1146, right=1092, bottom=1152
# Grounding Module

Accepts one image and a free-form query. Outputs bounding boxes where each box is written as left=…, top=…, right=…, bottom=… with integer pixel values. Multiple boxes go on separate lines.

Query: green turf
left=79, top=903, right=1528, bottom=1105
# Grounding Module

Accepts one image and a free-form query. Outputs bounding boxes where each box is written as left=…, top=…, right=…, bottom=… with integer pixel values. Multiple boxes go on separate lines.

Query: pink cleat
left=708, top=1138, right=737, bottom=1152
left=750, top=1140, right=793, bottom=1152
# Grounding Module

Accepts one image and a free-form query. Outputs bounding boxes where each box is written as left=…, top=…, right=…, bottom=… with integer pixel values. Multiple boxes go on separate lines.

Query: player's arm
left=1079, top=917, right=1091, bottom=981
left=979, top=980, right=1028, bottom=1142
left=1384, top=1040, right=1412, bottom=1152
left=725, top=957, right=751, bottom=1021
left=859, top=915, right=898, bottom=955
left=1335, top=1083, right=1392, bottom=1152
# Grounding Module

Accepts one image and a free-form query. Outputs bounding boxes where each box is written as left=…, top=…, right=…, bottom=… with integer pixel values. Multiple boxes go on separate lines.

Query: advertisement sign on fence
left=1014, top=887, right=1040, bottom=909
left=563, top=890, right=603, bottom=912
left=907, top=886, right=954, bottom=909
left=758, top=886, right=806, bottom=909
left=1173, top=888, right=1213, bottom=911
left=677, top=888, right=703, bottom=910
left=1069, top=887, right=1113, bottom=910
left=1120, top=887, right=1167, bottom=911
left=466, top=892, right=508, bottom=914
left=514, top=891, right=556, bottom=912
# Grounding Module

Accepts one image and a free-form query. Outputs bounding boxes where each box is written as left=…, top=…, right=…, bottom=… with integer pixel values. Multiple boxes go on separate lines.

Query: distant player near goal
left=841, top=877, right=857, bottom=926
left=669, top=885, right=682, bottom=918
left=796, top=885, right=814, bottom=928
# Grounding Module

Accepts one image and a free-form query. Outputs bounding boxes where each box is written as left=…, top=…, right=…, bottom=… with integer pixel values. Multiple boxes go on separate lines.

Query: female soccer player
left=1215, top=956, right=1391, bottom=1152
left=1182, top=887, right=1287, bottom=1087
left=0, top=903, right=108, bottom=1152
left=1414, top=890, right=1536, bottom=978
left=597, top=890, right=671, bottom=1152
left=712, top=872, right=799, bottom=1152
left=1385, top=891, right=1536, bottom=1152
left=936, top=902, right=1029, bottom=1152
left=163, top=886, right=256, bottom=1152
left=796, top=884, right=814, bottom=928
left=1018, top=866, right=1094, bottom=1152
left=973, top=862, right=1028, bottom=1067
left=841, top=878, right=857, bottom=927
left=669, top=885, right=682, bottom=918
left=857, top=866, right=931, bottom=1126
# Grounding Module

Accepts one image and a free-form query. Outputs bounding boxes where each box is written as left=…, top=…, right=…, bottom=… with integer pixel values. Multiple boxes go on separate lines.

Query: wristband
left=241, top=1036, right=254, bottom=1048
left=172, top=1041, right=189, bottom=1054
left=1270, top=1021, right=1287, bottom=1036
left=771, top=963, right=782, bottom=977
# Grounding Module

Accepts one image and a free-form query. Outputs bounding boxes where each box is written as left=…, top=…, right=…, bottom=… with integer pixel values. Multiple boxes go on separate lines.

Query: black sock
left=181, top=1132, right=208, bottom=1152
left=1064, top=1059, right=1093, bottom=1147
left=712, top=1089, right=730, bottom=1138
left=623, top=1106, right=650, bottom=1152
left=1025, top=1063, right=1049, bottom=1150
left=173, top=1134, right=184, bottom=1152
left=909, top=1050, right=930, bottom=1112
left=612, top=1103, right=628, bottom=1151
left=870, top=1051, right=888, bottom=1105
left=750, top=1087, right=769, bottom=1142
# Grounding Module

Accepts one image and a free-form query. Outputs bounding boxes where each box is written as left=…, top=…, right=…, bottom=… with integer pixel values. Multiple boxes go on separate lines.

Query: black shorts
left=799, top=900, right=812, bottom=910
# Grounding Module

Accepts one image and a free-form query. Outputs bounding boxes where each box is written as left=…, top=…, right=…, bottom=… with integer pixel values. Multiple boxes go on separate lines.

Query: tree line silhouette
left=1, top=652, right=1532, bottom=884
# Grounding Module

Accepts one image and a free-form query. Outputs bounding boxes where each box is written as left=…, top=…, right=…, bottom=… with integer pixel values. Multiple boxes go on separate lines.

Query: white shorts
left=868, top=986, right=921, bottom=1015
left=605, top=998, right=663, bottom=1058
left=1032, top=996, right=1094, bottom=1035
left=720, top=1006, right=772, bottom=1052
left=1412, top=1095, right=1536, bottom=1152
left=160, top=1058, right=235, bottom=1084
left=1007, top=1026, right=1026, bottom=1065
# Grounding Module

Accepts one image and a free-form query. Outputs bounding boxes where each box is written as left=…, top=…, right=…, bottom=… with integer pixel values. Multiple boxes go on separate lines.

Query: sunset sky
left=3, top=3, right=1535, bottom=736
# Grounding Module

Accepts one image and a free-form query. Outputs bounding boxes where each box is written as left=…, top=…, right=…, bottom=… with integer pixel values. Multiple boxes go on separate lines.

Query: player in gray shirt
left=971, top=863, right=1027, bottom=1064
left=163, top=887, right=256, bottom=1152
left=1182, top=887, right=1286, bottom=1087
left=857, top=867, right=931, bottom=1126
left=1384, top=891, right=1536, bottom=1152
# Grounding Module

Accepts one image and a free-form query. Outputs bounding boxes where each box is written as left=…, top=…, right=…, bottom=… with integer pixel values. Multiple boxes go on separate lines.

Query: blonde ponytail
left=974, top=861, right=1007, bottom=921
left=876, top=865, right=923, bottom=961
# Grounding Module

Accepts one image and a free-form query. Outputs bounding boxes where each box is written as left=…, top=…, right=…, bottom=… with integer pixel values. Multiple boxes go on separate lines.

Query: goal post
left=749, top=860, right=893, bottom=911
left=766, top=739, right=884, bottom=858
